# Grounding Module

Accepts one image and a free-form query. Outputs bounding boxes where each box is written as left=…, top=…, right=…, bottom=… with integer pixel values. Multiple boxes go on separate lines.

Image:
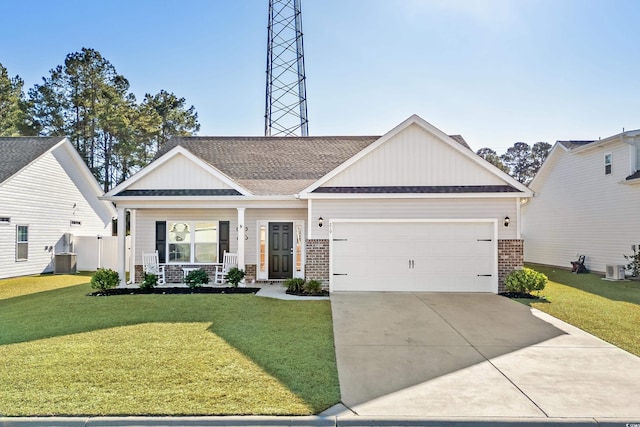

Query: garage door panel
left=331, top=221, right=496, bottom=293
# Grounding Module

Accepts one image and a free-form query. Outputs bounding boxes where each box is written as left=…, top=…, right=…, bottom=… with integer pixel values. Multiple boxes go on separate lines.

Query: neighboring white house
left=0, top=137, right=116, bottom=279
left=103, top=115, right=532, bottom=293
left=522, top=129, right=640, bottom=274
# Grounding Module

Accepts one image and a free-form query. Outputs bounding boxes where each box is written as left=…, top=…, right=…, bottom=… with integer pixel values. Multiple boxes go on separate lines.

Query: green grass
left=517, top=265, right=640, bottom=357
left=0, top=274, right=339, bottom=416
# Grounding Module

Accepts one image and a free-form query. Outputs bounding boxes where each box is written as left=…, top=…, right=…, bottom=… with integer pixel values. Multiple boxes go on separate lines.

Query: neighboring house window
left=0, top=217, right=10, bottom=224
left=168, top=222, right=218, bottom=263
left=605, top=153, right=612, bottom=175
left=16, top=225, right=28, bottom=261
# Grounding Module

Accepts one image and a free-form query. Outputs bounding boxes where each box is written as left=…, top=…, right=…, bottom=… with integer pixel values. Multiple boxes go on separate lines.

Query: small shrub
left=504, top=268, right=547, bottom=295
left=624, top=244, right=640, bottom=277
left=303, top=279, right=322, bottom=294
left=140, top=273, right=158, bottom=290
left=225, top=267, right=245, bottom=288
left=283, top=277, right=305, bottom=293
left=90, top=268, right=119, bottom=292
left=185, top=269, right=210, bottom=289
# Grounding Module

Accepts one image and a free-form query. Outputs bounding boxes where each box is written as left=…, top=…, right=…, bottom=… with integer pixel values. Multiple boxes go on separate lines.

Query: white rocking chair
left=142, top=250, right=166, bottom=285
left=214, top=251, right=238, bottom=284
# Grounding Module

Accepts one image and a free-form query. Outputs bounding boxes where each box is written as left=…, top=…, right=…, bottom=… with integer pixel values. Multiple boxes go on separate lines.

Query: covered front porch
left=114, top=204, right=309, bottom=286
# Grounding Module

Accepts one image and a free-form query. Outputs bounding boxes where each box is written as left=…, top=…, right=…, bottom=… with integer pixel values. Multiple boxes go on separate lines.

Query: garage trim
left=329, top=218, right=499, bottom=293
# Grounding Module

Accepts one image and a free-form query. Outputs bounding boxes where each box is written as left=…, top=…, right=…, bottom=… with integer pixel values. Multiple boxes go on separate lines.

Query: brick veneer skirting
left=134, top=264, right=219, bottom=284
left=245, top=264, right=257, bottom=283
left=305, top=239, right=330, bottom=286
left=498, top=239, right=524, bottom=292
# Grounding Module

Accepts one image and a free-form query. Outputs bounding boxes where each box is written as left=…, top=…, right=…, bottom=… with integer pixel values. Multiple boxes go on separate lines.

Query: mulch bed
left=285, top=290, right=330, bottom=297
left=88, top=287, right=260, bottom=296
left=499, top=291, right=544, bottom=299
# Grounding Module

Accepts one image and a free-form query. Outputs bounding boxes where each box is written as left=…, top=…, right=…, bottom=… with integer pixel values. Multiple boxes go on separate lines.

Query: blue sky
left=1, top=0, right=639, bottom=152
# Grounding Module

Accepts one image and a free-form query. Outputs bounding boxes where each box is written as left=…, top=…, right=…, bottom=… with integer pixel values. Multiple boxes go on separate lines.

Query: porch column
left=116, top=206, right=127, bottom=286
left=128, top=209, right=136, bottom=284
left=236, top=207, right=246, bottom=271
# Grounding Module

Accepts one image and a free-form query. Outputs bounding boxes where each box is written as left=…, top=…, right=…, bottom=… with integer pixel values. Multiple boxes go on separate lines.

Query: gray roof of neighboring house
left=153, top=134, right=478, bottom=195
left=0, top=137, right=65, bottom=184
left=557, top=140, right=596, bottom=150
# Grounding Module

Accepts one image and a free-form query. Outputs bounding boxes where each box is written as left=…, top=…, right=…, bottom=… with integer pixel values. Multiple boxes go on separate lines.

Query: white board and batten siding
left=0, top=146, right=113, bottom=279
left=523, top=140, right=640, bottom=273
left=323, top=123, right=506, bottom=187
left=129, top=153, right=235, bottom=191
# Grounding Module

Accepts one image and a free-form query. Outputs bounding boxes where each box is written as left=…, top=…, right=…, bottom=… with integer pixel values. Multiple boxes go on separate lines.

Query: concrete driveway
left=330, top=292, right=640, bottom=418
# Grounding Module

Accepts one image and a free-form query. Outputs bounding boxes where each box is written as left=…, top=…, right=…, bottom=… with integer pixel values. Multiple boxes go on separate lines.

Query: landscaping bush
left=303, top=279, right=322, bottom=294
left=185, top=269, right=210, bottom=289
left=283, top=277, right=305, bottom=293
left=504, top=268, right=547, bottom=295
left=225, top=267, right=245, bottom=288
left=140, top=273, right=158, bottom=290
left=624, top=244, right=640, bottom=277
left=90, top=268, right=120, bottom=292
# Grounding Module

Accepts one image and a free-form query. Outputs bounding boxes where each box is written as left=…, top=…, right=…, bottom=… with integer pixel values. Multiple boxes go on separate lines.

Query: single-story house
left=522, top=128, right=640, bottom=275
left=103, top=115, right=532, bottom=293
left=0, top=137, right=116, bottom=279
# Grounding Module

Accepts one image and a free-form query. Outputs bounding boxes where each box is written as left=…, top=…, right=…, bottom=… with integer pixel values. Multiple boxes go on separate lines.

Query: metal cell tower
left=265, top=0, right=309, bottom=136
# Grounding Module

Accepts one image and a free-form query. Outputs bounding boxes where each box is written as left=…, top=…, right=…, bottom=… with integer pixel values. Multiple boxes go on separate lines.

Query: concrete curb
left=2, top=416, right=638, bottom=427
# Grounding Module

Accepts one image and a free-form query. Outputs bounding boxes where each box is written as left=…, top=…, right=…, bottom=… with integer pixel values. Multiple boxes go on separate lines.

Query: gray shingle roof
left=116, top=189, right=242, bottom=196
left=313, top=185, right=521, bottom=194
left=558, top=140, right=595, bottom=150
left=158, top=136, right=380, bottom=195
left=0, top=137, right=65, bottom=184
left=149, top=134, right=478, bottom=196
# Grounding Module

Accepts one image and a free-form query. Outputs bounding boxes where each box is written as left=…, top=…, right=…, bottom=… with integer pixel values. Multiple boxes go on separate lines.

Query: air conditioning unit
left=605, top=264, right=626, bottom=280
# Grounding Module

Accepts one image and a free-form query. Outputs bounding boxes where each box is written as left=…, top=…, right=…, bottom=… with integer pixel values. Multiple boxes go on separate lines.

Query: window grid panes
left=16, top=225, right=28, bottom=261
left=605, top=153, right=612, bottom=175
left=168, top=221, right=218, bottom=263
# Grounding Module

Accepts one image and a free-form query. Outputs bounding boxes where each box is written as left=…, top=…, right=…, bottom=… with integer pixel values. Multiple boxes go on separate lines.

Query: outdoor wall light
left=318, top=217, right=324, bottom=228
left=504, top=216, right=510, bottom=227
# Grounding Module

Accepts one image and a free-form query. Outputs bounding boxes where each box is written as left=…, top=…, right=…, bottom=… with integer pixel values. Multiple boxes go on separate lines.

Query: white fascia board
left=104, top=146, right=252, bottom=197
left=109, top=198, right=306, bottom=210
left=102, top=194, right=298, bottom=202
left=304, top=192, right=527, bottom=200
left=299, top=114, right=532, bottom=196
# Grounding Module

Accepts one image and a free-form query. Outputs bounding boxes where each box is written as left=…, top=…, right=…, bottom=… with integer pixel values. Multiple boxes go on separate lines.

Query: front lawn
left=0, top=274, right=339, bottom=416
left=517, top=266, right=640, bottom=357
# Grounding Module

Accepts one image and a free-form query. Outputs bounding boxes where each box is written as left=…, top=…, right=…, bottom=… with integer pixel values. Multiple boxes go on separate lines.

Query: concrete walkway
left=330, top=292, right=640, bottom=419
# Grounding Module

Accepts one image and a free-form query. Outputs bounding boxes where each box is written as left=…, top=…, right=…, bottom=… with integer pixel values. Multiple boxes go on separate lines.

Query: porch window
left=168, top=222, right=218, bottom=263
left=16, top=225, right=28, bottom=261
left=259, top=225, right=266, bottom=272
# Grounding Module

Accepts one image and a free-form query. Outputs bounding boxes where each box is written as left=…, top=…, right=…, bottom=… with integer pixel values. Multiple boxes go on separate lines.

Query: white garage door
left=331, top=221, right=497, bottom=292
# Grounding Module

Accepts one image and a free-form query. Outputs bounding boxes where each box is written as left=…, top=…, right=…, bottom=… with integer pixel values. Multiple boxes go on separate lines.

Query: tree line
left=0, top=48, right=199, bottom=191
left=476, top=142, right=552, bottom=184
left=2, top=49, right=552, bottom=189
